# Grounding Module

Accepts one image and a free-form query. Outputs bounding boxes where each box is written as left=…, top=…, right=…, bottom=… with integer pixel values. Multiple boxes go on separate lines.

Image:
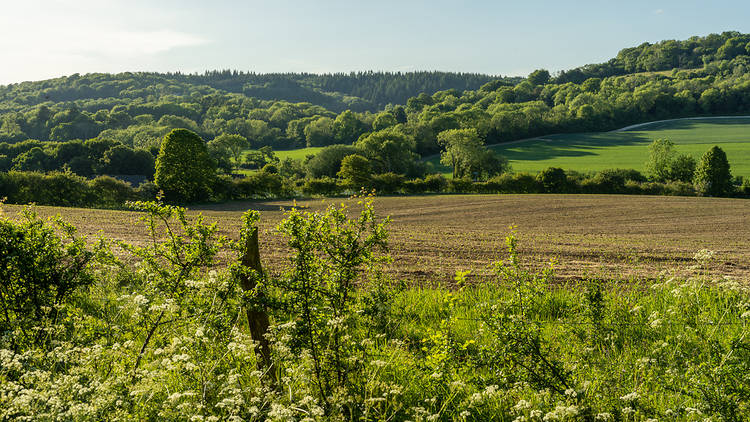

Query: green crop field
left=426, top=117, right=750, bottom=178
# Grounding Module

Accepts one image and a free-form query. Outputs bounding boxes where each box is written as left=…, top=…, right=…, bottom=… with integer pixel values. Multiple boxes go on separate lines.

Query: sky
left=1, top=0, right=749, bottom=85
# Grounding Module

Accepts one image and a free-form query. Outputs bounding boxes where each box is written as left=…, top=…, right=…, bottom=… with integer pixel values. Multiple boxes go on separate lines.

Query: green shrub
left=302, top=176, right=341, bottom=196
left=0, top=208, right=100, bottom=351
left=490, top=172, right=541, bottom=193
left=234, top=171, right=287, bottom=199
left=536, top=167, right=570, bottom=193
left=694, top=145, right=733, bottom=197
left=403, top=178, right=428, bottom=194
left=89, top=176, right=138, bottom=207
left=448, top=176, right=474, bottom=193
left=423, top=173, right=448, bottom=192
left=371, top=172, right=405, bottom=194
left=664, top=180, right=696, bottom=196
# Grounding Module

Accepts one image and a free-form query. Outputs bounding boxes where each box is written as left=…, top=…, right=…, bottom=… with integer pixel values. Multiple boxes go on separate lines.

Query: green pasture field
left=426, top=117, right=750, bottom=178
left=274, top=146, right=324, bottom=161
left=236, top=147, right=324, bottom=175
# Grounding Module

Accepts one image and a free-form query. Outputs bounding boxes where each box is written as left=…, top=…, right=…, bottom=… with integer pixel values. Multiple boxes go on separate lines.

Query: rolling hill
left=424, top=117, right=750, bottom=178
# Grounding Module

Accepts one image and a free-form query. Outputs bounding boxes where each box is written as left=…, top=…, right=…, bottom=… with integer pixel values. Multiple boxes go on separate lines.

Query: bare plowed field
left=5, top=194, right=750, bottom=284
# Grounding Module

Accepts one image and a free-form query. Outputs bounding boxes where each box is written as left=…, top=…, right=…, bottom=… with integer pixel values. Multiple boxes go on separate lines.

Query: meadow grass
left=425, top=118, right=750, bottom=178
left=274, top=146, right=324, bottom=161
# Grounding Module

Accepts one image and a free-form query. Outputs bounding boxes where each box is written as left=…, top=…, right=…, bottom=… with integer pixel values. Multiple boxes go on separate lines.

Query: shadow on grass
left=622, top=117, right=750, bottom=131
left=487, top=118, right=750, bottom=164
left=490, top=132, right=654, bottom=162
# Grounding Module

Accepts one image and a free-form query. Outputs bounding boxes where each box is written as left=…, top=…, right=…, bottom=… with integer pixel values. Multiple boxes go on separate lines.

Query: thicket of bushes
left=2, top=165, right=748, bottom=209
left=299, top=168, right=749, bottom=198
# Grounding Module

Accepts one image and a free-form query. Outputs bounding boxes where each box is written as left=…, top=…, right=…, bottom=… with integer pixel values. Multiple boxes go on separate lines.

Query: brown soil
left=5, top=194, right=749, bottom=284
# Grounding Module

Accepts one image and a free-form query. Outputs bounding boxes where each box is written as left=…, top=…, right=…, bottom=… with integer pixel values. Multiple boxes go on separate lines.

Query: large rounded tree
left=693, top=146, right=733, bottom=197
left=154, top=129, right=216, bottom=202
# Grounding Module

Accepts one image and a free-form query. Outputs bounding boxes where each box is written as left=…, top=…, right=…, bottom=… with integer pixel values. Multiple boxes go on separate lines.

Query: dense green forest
left=0, top=70, right=506, bottom=114
left=2, top=31, right=750, bottom=204
left=555, top=31, right=750, bottom=82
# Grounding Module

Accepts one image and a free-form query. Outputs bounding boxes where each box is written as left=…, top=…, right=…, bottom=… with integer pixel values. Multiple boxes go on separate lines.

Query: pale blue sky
left=1, top=0, right=748, bottom=84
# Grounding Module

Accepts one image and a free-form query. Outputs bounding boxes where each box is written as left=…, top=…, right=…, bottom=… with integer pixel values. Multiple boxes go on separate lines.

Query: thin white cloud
left=0, top=0, right=209, bottom=84
left=69, top=29, right=209, bottom=57
left=653, top=9, right=665, bottom=15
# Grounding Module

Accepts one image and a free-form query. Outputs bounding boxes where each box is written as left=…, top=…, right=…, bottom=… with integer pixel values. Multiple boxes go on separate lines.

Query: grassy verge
left=1, top=202, right=749, bottom=420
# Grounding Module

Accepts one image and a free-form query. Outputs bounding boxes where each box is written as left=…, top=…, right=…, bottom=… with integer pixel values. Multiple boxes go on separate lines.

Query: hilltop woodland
left=3, top=32, right=750, bottom=206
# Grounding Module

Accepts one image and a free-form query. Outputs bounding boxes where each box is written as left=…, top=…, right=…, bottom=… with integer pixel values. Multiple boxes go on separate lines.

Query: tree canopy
left=154, top=129, right=216, bottom=202
left=694, top=146, right=733, bottom=196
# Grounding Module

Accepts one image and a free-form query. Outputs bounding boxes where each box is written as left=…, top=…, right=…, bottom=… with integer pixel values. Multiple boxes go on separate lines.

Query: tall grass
left=1, top=203, right=748, bottom=421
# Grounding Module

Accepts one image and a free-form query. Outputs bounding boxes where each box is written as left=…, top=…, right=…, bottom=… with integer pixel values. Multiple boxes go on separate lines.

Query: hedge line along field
left=424, top=118, right=750, bottom=178
left=4, top=194, right=750, bottom=284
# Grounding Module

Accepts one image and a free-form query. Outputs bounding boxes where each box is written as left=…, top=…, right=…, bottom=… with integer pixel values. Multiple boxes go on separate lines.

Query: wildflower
left=450, top=380, right=466, bottom=389
left=693, top=249, right=715, bottom=263
left=514, top=399, right=531, bottom=410
left=685, top=407, right=702, bottom=416
left=620, top=391, right=640, bottom=402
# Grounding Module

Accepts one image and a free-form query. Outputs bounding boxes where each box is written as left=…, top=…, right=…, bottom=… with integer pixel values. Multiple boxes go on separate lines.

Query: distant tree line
left=555, top=31, right=750, bottom=83
left=0, top=71, right=509, bottom=114
left=0, top=138, right=154, bottom=178
left=3, top=127, right=744, bottom=210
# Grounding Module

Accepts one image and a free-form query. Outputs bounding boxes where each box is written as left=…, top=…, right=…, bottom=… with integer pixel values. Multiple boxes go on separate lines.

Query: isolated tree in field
left=694, top=146, right=733, bottom=197
left=438, top=128, right=508, bottom=180
left=438, top=129, right=483, bottom=179
left=209, top=134, right=249, bottom=171
left=645, top=138, right=676, bottom=181
left=154, top=128, right=216, bottom=202
left=337, top=154, right=372, bottom=188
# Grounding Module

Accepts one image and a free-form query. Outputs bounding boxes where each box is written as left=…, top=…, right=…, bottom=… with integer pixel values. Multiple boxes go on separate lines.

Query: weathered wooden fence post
left=239, top=225, right=272, bottom=372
